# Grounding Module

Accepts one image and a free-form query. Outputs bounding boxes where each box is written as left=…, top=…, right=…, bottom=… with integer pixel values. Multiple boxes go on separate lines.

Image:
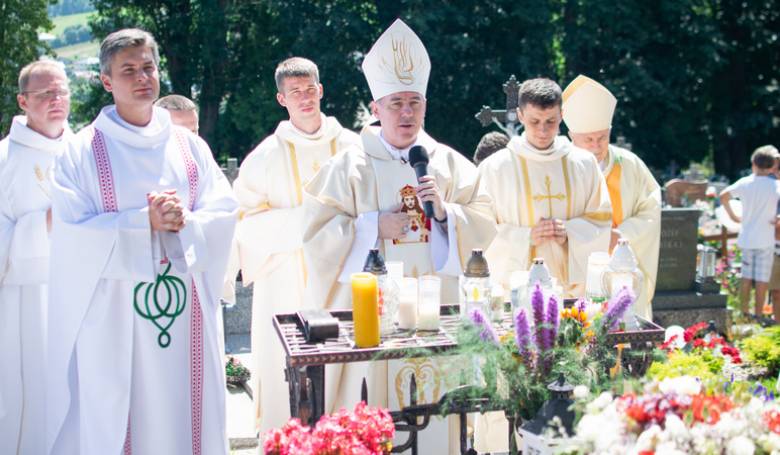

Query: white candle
left=398, top=277, right=417, bottom=330
left=417, top=275, right=441, bottom=331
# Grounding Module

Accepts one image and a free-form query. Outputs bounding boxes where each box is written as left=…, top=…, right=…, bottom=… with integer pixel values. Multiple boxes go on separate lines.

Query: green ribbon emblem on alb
left=133, top=262, right=187, bottom=348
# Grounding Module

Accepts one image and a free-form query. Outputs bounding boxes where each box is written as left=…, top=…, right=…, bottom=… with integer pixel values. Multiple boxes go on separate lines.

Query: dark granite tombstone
left=652, top=208, right=729, bottom=330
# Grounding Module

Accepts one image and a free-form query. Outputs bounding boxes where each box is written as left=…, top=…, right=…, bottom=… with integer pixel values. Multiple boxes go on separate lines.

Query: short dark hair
left=274, top=57, right=320, bottom=92
left=752, top=145, right=779, bottom=169
left=99, top=28, right=160, bottom=76
left=474, top=131, right=510, bottom=165
left=518, top=78, right=562, bottom=110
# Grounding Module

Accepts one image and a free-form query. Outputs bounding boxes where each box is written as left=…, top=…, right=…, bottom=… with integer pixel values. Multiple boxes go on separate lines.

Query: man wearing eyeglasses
left=0, top=59, right=70, bottom=455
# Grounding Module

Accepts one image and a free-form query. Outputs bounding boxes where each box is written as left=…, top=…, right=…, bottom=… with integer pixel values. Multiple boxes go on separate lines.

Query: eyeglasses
left=22, top=88, right=71, bottom=101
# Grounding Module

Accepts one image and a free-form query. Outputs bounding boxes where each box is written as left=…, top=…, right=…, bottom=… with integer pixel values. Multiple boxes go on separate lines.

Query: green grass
left=54, top=40, right=100, bottom=60
left=51, top=12, right=93, bottom=36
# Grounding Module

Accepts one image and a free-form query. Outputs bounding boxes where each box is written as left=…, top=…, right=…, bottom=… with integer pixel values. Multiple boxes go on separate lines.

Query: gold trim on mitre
left=562, top=74, right=617, bottom=134
left=362, top=19, right=431, bottom=101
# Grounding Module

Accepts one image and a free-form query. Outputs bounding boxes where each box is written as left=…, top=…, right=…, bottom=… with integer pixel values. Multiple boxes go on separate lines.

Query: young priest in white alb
left=225, top=57, right=361, bottom=433
left=0, top=60, right=70, bottom=455
left=46, top=29, right=237, bottom=455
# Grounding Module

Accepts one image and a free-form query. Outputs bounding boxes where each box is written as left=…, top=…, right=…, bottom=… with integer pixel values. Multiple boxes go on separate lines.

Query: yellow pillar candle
left=351, top=272, right=380, bottom=348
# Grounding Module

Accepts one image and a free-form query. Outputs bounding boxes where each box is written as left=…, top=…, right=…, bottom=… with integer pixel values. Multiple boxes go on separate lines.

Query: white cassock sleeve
left=0, top=188, right=15, bottom=281
left=337, top=211, right=378, bottom=283
left=431, top=202, right=463, bottom=276
left=230, top=148, right=303, bottom=285
left=52, top=147, right=156, bottom=284
left=162, top=137, right=238, bottom=279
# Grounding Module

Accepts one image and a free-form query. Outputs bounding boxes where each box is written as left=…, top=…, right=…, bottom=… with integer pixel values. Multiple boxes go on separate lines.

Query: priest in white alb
left=46, top=29, right=237, bottom=455
left=563, top=75, right=661, bottom=319
left=225, top=57, right=361, bottom=433
left=0, top=60, right=70, bottom=455
left=303, top=19, right=495, bottom=453
left=479, top=78, right=612, bottom=297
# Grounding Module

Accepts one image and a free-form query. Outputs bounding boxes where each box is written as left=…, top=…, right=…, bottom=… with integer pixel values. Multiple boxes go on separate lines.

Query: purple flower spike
left=514, top=309, right=532, bottom=365
left=531, top=284, right=545, bottom=347
left=469, top=308, right=500, bottom=345
left=545, top=294, right=559, bottom=349
left=603, top=287, right=636, bottom=331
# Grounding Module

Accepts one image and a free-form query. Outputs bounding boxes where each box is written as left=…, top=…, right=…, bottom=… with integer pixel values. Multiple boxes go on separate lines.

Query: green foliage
left=647, top=350, right=723, bottom=383
left=55, top=0, right=778, bottom=173
left=740, top=326, right=780, bottom=375
left=48, top=0, right=94, bottom=17
left=0, top=0, right=54, bottom=135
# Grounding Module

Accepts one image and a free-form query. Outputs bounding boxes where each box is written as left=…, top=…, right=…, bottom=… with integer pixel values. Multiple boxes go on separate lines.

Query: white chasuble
left=480, top=133, right=612, bottom=297
left=303, top=125, right=495, bottom=454
left=0, top=116, right=68, bottom=455
left=47, top=106, right=237, bottom=455
left=603, top=145, right=661, bottom=319
left=228, top=115, right=360, bottom=432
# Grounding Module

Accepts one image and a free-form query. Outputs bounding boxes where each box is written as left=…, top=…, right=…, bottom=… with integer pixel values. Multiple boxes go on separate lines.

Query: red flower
left=683, top=322, right=708, bottom=343
left=765, top=409, right=780, bottom=434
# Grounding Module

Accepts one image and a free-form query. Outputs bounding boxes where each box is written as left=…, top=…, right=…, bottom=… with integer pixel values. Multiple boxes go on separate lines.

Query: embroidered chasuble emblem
left=533, top=175, right=566, bottom=218
left=393, top=184, right=430, bottom=244
left=34, top=164, right=52, bottom=197
left=133, top=260, right=187, bottom=348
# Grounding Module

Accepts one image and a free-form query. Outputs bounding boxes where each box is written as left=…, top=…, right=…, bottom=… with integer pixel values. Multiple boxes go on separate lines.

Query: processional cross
left=533, top=175, right=566, bottom=218
left=474, top=75, right=522, bottom=137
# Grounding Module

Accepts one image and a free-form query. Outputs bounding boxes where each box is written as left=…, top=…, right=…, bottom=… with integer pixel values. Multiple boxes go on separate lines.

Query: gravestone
left=663, top=179, right=708, bottom=207
left=652, top=208, right=729, bottom=330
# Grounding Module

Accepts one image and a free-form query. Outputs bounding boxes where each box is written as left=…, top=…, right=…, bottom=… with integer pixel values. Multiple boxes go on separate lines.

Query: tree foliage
left=0, top=0, right=54, bottom=135
left=67, top=1, right=780, bottom=177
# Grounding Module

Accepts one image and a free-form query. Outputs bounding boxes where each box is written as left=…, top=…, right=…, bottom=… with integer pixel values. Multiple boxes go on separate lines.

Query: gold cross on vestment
left=533, top=175, right=566, bottom=218
left=312, top=161, right=321, bottom=173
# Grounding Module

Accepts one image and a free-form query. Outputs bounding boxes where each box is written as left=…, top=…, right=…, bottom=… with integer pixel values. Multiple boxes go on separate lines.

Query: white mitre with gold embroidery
left=562, top=74, right=617, bottom=133
left=362, top=19, right=430, bottom=100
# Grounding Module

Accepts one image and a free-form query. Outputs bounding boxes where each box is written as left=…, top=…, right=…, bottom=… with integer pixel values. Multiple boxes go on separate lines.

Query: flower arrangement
left=225, top=356, right=250, bottom=385
left=562, top=376, right=780, bottom=454
left=650, top=321, right=745, bottom=386
left=263, top=401, right=394, bottom=455
left=450, top=285, right=637, bottom=420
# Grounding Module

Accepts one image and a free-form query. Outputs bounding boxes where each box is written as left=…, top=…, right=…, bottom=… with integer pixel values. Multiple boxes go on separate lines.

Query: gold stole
left=285, top=138, right=338, bottom=287
left=606, top=161, right=623, bottom=227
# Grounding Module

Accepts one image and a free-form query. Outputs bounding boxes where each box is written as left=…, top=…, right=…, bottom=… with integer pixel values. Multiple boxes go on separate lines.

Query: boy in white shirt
left=721, top=145, right=780, bottom=316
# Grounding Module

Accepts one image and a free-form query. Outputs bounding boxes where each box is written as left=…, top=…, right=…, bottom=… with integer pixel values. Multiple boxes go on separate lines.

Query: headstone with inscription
left=652, top=208, right=729, bottom=330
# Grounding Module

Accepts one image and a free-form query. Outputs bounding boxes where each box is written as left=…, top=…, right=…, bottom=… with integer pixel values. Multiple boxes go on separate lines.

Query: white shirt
left=724, top=174, right=780, bottom=249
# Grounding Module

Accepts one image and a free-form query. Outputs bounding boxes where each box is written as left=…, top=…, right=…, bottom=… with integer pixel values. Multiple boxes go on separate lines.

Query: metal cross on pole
left=474, top=75, right=522, bottom=137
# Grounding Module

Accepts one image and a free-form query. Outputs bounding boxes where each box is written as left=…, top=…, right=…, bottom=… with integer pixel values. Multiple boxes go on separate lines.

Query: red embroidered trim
left=123, top=419, right=132, bottom=455
left=91, top=128, right=118, bottom=213
left=175, top=130, right=203, bottom=455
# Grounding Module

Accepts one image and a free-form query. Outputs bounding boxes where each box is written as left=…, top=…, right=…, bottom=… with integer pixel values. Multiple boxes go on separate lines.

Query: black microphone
left=408, top=145, right=435, bottom=219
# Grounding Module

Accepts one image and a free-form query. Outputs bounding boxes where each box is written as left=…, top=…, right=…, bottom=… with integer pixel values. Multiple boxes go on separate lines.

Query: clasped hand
left=531, top=218, right=567, bottom=246
left=148, top=189, right=186, bottom=232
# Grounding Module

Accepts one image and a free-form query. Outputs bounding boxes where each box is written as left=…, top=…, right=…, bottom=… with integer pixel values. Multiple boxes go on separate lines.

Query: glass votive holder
left=417, top=275, right=441, bottom=331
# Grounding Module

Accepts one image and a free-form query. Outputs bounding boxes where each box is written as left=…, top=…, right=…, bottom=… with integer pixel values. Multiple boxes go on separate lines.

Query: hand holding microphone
left=408, top=146, right=446, bottom=223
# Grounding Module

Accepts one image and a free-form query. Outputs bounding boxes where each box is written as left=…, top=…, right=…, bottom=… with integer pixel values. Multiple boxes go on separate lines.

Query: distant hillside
left=49, top=0, right=94, bottom=17
left=50, top=12, right=94, bottom=49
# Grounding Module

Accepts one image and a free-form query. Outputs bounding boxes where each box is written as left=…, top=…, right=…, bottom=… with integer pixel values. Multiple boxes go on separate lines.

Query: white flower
left=635, top=425, right=661, bottom=452
left=585, top=391, right=614, bottom=414
left=758, top=432, right=780, bottom=452
left=573, top=385, right=589, bottom=400
left=663, top=413, right=688, bottom=441
left=726, top=436, right=755, bottom=455
left=658, top=376, right=701, bottom=396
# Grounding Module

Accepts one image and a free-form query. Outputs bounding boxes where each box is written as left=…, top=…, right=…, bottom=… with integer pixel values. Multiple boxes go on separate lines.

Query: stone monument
left=652, top=208, right=729, bottom=330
